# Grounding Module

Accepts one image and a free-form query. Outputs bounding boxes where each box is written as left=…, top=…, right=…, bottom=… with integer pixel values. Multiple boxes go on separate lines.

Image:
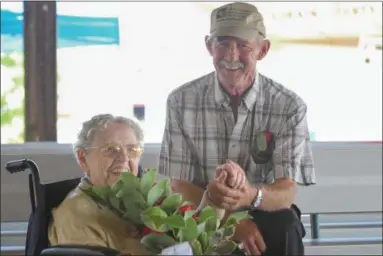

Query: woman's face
left=77, top=122, right=143, bottom=186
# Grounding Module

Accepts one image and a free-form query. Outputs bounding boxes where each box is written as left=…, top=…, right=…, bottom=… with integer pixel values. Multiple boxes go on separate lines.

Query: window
left=1, top=2, right=381, bottom=144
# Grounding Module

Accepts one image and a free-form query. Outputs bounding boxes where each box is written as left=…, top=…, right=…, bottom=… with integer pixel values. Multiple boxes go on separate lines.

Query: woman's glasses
left=90, top=144, right=143, bottom=159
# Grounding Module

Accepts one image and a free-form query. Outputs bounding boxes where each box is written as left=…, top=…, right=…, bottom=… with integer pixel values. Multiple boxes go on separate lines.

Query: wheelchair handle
left=5, top=159, right=41, bottom=211
left=6, top=159, right=31, bottom=173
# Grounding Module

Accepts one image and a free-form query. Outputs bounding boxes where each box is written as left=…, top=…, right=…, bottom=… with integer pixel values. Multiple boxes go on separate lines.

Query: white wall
left=1, top=142, right=382, bottom=221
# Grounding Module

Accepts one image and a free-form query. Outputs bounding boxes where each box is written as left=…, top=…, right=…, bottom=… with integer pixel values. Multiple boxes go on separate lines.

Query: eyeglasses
left=89, top=144, right=143, bottom=159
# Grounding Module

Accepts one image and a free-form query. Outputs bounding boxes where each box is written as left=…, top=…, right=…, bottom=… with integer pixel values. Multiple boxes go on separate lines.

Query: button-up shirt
left=158, top=71, right=316, bottom=188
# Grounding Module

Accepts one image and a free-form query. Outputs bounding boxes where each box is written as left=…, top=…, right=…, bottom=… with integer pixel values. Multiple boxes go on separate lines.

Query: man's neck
left=220, top=81, right=254, bottom=97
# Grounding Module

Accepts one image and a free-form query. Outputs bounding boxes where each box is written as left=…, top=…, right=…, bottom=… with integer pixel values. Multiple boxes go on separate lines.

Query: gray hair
left=73, top=114, right=144, bottom=161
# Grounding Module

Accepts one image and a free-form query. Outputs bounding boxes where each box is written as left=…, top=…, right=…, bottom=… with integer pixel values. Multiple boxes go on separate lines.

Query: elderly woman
left=48, top=114, right=245, bottom=255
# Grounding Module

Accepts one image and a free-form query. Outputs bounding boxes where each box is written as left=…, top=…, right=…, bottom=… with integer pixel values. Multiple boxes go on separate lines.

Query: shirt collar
left=214, top=71, right=259, bottom=111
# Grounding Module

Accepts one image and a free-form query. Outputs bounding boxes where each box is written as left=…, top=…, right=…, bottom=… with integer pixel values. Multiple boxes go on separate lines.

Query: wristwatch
left=251, top=186, right=263, bottom=209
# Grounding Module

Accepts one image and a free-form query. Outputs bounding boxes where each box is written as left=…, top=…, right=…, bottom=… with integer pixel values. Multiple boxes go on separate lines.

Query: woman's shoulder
left=53, top=187, right=100, bottom=220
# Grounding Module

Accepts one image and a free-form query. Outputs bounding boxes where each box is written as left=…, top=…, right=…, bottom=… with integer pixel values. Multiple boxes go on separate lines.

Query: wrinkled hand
left=235, top=219, right=266, bottom=256
left=216, top=160, right=247, bottom=190
left=207, top=170, right=254, bottom=211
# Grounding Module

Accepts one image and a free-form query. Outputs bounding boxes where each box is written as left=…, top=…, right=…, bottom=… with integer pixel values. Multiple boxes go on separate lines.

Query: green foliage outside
left=1, top=54, right=25, bottom=143
left=1, top=54, right=61, bottom=143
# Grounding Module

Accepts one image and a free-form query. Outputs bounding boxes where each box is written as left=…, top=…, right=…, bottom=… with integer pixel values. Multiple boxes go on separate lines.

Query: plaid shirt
left=158, top=71, right=316, bottom=188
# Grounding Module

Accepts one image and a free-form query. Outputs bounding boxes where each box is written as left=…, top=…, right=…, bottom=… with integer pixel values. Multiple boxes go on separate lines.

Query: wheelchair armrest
left=40, top=244, right=121, bottom=256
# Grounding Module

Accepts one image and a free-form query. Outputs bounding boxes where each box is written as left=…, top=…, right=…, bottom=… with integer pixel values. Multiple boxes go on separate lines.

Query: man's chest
left=181, top=104, right=279, bottom=185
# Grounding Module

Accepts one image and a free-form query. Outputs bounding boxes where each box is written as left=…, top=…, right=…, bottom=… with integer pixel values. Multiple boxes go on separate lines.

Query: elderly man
left=159, top=2, right=316, bottom=255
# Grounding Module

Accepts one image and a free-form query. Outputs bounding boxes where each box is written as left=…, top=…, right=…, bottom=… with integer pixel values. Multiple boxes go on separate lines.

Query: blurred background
left=1, top=1, right=382, bottom=144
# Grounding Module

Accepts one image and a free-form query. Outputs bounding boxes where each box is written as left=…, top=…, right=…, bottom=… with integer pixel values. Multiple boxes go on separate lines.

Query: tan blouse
left=48, top=178, right=149, bottom=255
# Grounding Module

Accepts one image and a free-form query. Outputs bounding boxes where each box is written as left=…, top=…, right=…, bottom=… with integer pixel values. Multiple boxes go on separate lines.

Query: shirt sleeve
left=272, top=102, right=316, bottom=185
left=158, top=94, right=193, bottom=180
left=49, top=209, right=108, bottom=247
left=49, top=195, right=149, bottom=255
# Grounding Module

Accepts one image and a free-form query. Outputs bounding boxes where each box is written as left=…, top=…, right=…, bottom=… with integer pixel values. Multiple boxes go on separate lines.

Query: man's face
left=77, top=122, right=143, bottom=186
left=206, top=36, right=270, bottom=94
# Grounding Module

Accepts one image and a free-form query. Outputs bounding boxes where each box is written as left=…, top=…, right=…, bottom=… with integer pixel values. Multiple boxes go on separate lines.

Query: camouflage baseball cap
left=210, top=2, right=266, bottom=41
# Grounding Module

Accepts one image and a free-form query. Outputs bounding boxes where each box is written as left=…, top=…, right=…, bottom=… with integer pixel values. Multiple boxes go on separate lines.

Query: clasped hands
left=206, top=160, right=255, bottom=211
left=206, top=160, right=266, bottom=255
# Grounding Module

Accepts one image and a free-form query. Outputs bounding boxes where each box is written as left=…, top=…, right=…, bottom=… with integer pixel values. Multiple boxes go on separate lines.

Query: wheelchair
left=5, top=158, right=140, bottom=256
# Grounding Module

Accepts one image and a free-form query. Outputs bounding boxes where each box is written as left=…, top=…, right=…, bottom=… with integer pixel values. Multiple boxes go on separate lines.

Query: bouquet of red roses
left=83, top=169, right=251, bottom=255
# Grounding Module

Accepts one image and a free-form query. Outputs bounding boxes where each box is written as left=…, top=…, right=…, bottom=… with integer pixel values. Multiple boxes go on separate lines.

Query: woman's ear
left=76, top=149, right=89, bottom=173
left=205, top=35, right=213, bottom=56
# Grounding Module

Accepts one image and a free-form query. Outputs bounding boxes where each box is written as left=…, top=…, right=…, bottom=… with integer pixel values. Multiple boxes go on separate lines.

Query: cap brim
left=211, top=26, right=260, bottom=41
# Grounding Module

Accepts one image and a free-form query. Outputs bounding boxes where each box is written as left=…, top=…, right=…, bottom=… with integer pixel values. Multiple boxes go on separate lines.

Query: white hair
left=73, top=114, right=144, bottom=162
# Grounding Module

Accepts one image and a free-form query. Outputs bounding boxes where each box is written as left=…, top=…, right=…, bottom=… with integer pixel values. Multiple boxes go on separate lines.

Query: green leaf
left=215, top=240, right=237, bottom=255
left=165, top=215, right=186, bottom=229
left=122, top=203, right=145, bottom=225
left=142, top=206, right=168, bottom=219
left=160, top=193, right=183, bottom=214
left=225, top=211, right=251, bottom=226
left=164, top=179, right=173, bottom=197
left=216, top=226, right=235, bottom=240
left=147, top=179, right=168, bottom=206
left=223, top=217, right=237, bottom=228
left=120, top=188, right=147, bottom=209
left=108, top=195, right=121, bottom=210
left=183, top=209, right=198, bottom=221
left=208, top=231, right=223, bottom=247
left=197, top=222, right=206, bottom=235
left=139, top=168, right=157, bottom=197
left=91, top=186, right=111, bottom=201
left=190, top=239, right=203, bottom=255
left=141, top=206, right=169, bottom=232
left=120, top=171, right=140, bottom=189
left=140, top=214, right=156, bottom=230
left=198, top=232, right=209, bottom=252
left=111, top=179, right=123, bottom=194
left=141, top=233, right=177, bottom=254
left=198, top=206, right=216, bottom=223
left=204, top=245, right=215, bottom=255
left=148, top=216, right=170, bottom=232
left=179, top=217, right=199, bottom=242
left=205, top=216, right=220, bottom=233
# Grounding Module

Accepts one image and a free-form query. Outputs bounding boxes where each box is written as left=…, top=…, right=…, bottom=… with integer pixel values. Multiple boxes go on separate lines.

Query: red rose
left=178, top=204, right=194, bottom=214
left=264, top=131, right=272, bottom=143
left=141, top=226, right=163, bottom=236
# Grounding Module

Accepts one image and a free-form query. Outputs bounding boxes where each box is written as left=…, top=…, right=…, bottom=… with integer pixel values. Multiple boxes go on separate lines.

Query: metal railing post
left=310, top=213, right=320, bottom=239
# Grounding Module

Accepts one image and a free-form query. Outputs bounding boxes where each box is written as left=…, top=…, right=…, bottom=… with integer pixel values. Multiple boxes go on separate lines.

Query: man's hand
left=207, top=170, right=257, bottom=211
left=216, top=160, right=247, bottom=189
left=235, top=219, right=266, bottom=256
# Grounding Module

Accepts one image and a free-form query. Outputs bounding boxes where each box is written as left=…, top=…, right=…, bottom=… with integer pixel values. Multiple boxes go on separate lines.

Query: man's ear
left=77, top=149, right=89, bottom=173
left=205, top=35, right=213, bottom=56
left=257, top=39, right=271, bottom=61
